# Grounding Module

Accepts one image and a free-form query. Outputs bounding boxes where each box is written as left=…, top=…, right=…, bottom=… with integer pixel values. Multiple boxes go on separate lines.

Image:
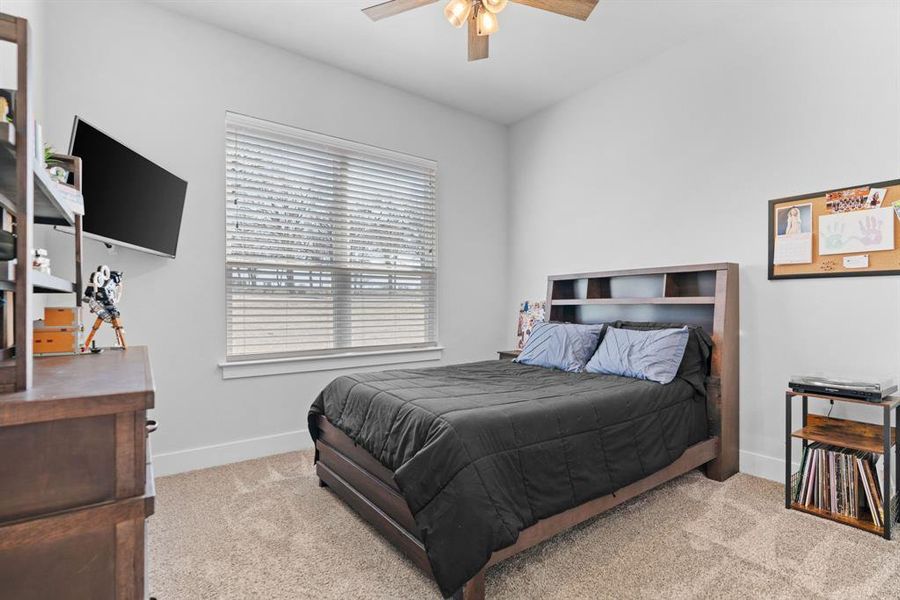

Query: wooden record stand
left=785, top=389, right=900, bottom=539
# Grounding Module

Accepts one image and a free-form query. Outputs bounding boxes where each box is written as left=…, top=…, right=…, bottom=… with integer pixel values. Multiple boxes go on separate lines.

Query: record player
left=789, top=375, right=898, bottom=402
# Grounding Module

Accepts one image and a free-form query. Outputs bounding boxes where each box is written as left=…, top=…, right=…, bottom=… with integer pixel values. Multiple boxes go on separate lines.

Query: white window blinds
left=225, top=113, right=437, bottom=361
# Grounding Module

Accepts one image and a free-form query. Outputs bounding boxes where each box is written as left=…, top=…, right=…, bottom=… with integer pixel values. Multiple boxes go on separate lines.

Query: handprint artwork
left=822, top=221, right=845, bottom=252
left=855, top=214, right=885, bottom=246
left=818, top=207, right=895, bottom=255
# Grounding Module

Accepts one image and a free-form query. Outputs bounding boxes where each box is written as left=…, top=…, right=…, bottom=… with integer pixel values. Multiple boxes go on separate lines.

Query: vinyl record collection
left=794, top=442, right=890, bottom=527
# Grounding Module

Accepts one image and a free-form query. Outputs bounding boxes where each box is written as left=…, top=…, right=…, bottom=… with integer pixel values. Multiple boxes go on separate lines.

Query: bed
left=308, top=264, right=739, bottom=599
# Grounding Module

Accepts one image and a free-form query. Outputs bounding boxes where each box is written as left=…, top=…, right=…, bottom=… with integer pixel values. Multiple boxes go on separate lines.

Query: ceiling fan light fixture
left=363, top=0, right=599, bottom=62
left=476, top=5, right=499, bottom=36
left=444, top=0, right=472, bottom=28
left=482, top=0, right=508, bottom=14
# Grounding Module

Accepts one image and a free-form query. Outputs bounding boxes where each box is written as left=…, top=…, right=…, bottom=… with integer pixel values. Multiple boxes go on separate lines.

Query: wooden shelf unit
left=0, top=13, right=84, bottom=390
left=793, top=414, right=896, bottom=454
left=0, top=14, right=151, bottom=597
left=785, top=390, right=899, bottom=538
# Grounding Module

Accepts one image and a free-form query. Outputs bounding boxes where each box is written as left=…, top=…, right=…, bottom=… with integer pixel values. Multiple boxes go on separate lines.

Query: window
left=225, top=113, right=437, bottom=362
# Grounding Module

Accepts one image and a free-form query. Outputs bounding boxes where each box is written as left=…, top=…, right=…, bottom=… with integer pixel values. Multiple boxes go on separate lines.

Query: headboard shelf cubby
left=664, top=270, right=718, bottom=297
left=545, top=263, right=739, bottom=480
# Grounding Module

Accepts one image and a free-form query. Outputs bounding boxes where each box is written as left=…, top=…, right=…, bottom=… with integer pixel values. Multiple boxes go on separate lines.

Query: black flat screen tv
left=68, top=117, right=187, bottom=258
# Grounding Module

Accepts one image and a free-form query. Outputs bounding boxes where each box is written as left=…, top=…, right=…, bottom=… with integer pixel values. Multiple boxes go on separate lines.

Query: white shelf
left=32, top=270, right=76, bottom=293
left=0, top=268, right=76, bottom=294
left=0, top=122, right=81, bottom=226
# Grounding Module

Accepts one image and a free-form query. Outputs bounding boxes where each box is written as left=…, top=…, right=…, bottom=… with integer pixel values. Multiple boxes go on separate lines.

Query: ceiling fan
left=362, top=0, right=599, bottom=62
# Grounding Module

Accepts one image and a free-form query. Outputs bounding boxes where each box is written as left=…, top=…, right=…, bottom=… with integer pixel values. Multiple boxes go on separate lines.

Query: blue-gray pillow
left=514, top=322, right=605, bottom=373
left=584, top=326, right=689, bottom=384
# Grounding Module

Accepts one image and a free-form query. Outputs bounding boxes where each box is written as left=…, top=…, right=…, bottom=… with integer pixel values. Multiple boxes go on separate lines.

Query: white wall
left=9, top=0, right=899, bottom=482
left=508, top=1, right=900, bottom=482
left=26, top=0, right=508, bottom=474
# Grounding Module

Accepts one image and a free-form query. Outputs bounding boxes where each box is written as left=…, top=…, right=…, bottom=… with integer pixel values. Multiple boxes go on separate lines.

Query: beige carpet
left=148, top=450, right=900, bottom=599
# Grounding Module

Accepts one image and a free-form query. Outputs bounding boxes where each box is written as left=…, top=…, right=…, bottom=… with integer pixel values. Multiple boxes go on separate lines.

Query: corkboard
left=768, top=178, right=900, bottom=280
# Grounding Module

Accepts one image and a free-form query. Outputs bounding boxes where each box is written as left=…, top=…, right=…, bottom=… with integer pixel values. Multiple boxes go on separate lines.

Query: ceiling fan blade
left=509, top=0, right=598, bottom=20
left=362, top=0, right=439, bottom=21
left=467, top=11, right=489, bottom=61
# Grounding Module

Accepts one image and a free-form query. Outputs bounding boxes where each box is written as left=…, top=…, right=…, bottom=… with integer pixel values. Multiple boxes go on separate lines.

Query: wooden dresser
left=0, top=347, right=155, bottom=599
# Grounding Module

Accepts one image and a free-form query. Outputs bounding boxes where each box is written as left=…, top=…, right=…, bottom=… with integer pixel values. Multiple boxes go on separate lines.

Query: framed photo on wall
left=768, top=177, right=900, bottom=280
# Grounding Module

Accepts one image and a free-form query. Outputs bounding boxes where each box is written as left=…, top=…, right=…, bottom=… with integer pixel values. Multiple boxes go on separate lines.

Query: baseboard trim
left=739, top=449, right=796, bottom=484
left=153, top=429, right=313, bottom=476
left=154, top=434, right=792, bottom=483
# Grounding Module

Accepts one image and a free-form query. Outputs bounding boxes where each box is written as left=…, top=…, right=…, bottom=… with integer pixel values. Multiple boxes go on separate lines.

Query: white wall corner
left=739, top=449, right=795, bottom=484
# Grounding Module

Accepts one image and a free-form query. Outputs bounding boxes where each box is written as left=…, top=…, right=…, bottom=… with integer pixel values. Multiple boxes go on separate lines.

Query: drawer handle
left=146, top=419, right=158, bottom=434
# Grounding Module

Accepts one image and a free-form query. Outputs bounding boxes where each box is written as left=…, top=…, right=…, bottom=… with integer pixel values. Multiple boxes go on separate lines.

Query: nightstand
left=498, top=350, right=520, bottom=360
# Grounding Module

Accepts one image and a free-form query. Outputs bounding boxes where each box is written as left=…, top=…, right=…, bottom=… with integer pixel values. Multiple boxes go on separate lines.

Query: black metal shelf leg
left=884, top=406, right=892, bottom=540
left=802, top=395, right=808, bottom=443
left=785, top=392, right=792, bottom=508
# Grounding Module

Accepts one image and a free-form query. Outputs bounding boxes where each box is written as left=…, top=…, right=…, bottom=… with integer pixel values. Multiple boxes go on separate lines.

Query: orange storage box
left=43, top=307, right=78, bottom=327
left=33, top=327, right=78, bottom=355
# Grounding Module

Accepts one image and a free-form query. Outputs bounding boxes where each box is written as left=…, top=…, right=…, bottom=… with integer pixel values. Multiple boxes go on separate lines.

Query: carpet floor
left=148, top=450, right=900, bottom=599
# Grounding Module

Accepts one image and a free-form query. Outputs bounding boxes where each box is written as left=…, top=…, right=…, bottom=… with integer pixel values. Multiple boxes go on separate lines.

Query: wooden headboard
left=545, top=263, right=739, bottom=481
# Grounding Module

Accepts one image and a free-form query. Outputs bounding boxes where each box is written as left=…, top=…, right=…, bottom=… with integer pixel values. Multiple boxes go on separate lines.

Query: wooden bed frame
left=314, top=263, right=739, bottom=599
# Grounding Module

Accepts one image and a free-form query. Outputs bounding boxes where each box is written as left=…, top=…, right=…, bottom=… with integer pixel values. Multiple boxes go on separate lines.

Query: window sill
left=219, top=346, right=444, bottom=380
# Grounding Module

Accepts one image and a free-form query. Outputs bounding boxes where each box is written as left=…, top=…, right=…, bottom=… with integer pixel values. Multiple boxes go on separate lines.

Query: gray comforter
left=309, top=358, right=708, bottom=597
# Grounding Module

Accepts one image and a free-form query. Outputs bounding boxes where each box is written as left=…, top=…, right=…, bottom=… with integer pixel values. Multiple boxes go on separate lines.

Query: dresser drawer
left=0, top=496, right=148, bottom=600
left=0, top=411, right=147, bottom=523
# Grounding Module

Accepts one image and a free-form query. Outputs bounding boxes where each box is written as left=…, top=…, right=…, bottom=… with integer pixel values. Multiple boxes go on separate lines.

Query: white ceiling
left=148, top=0, right=748, bottom=124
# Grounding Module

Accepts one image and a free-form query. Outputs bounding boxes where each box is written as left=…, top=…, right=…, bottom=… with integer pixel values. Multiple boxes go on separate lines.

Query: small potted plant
left=43, top=144, right=69, bottom=184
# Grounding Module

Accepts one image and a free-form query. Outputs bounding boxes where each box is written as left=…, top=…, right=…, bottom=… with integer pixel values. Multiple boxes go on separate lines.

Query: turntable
left=789, top=375, right=898, bottom=402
